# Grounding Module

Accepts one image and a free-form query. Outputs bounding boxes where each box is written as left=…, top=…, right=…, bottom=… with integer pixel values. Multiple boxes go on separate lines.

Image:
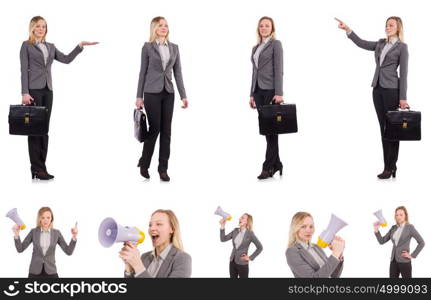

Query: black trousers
left=253, top=86, right=282, bottom=170
left=372, top=85, right=400, bottom=171
left=229, top=261, right=249, bottom=278
left=28, top=265, right=59, bottom=278
left=28, top=86, right=53, bottom=173
left=139, top=89, right=175, bottom=172
left=390, top=259, right=412, bottom=278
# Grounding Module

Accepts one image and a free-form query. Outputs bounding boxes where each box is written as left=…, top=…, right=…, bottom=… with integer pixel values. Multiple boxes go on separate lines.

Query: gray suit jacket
left=348, top=31, right=409, bottom=100
left=125, top=246, right=192, bottom=278
left=250, top=39, right=283, bottom=96
left=14, top=228, right=76, bottom=275
left=20, top=41, right=83, bottom=94
left=375, top=223, right=425, bottom=263
left=220, top=228, right=263, bottom=265
left=286, top=243, right=343, bottom=278
left=136, top=41, right=187, bottom=99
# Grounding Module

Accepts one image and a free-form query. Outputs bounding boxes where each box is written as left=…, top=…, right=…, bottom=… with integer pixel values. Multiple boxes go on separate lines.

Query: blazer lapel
left=257, top=40, right=273, bottom=69
left=156, top=247, right=177, bottom=278
left=237, top=230, right=249, bottom=249
left=34, top=229, right=42, bottom=253
left=152, top=41, right=163, bottom=68
left=380, top=40, right=401, bottom=66
left=297, top=244, right=320, bottom=271
left=48, top=229, right=56, bottom=254
left=397, top=224, right=410, bottom=246
left=32, top=44, right=46, bottom=64
left=166, top=42, right=174, bottom=69
left=232, top=228, right=239, bottom=249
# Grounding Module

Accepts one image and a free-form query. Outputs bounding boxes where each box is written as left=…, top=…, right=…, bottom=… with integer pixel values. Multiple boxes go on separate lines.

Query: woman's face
left=259, top=19, right=272, bottom=39
left=39, top=211, right=52, bottom=229
left=239, top=214, right=248, bottom=228
left=156, top=19, right=169, bottom=38
left=297, top=216, right=315, bottom=243
left=33, top=20, right=47, bottom=40
left=395, top=209, right=406, bottom=224
left=385, top=18, right=398, bottom=38
left=149, top=212, right=173, bottom=248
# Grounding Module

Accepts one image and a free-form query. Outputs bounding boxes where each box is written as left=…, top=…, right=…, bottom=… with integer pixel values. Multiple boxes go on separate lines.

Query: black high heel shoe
left=32, top=171, right=54, bottom=180
left=257, top=170, right=273, bottom=180
left=159, top=172, right=170, bottom=182
left=140, top=167, right=150, bottom=179
left=377, top=169, right=396, bottom=179
left=272, top=165, right=283, bottom=176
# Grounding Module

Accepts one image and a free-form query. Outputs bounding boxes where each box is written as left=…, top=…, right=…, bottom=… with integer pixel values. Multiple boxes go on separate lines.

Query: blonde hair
left=28, top=16, right=47, bottom=44
left=36, top=207, right=54, bottom=229
left=244, top=213, right=253, bottom=231
left=152, top=209, right=183, bottom=251
left=395, top=206, right=409, bottom=224
left=288, top=212, right=313, bottom=248
left=149, top=16, right=170, bottom=43
left=386, top=16, right=404, bottom=42
left=256, top=16, right=276, bottom=44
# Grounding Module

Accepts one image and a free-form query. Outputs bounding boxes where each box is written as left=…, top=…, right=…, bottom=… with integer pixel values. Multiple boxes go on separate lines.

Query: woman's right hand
left=249, top=97, right=256, bottom=109
left=373, top=221, right=380, bottom=233
left=219, top=218, right=226, bottom=229
left=330, top=236, right=345, bottom=259
left=12, top=225, right=20, bottom=238
left=22, top=94, right=34, bottom=105
left=335, top=18, right=352, bottom=33
left=135, top=98, right=144, bottom=109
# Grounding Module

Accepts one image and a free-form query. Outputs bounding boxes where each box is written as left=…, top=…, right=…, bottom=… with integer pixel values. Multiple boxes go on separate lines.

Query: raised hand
left=79, top=41, right=99, bottom=47
left=335, top=18, right=352, bottom=33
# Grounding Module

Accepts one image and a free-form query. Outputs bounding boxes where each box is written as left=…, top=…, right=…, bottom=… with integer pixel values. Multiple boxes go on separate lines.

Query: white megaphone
left=6, top=208, right=26, bottom=230
left=98, top=217, right=145, bottom=248
left=317, top=214, right=348, bottom=248
left=214, top=206, right=232, bottom=221
left=373, top=209, right=388, bottom=227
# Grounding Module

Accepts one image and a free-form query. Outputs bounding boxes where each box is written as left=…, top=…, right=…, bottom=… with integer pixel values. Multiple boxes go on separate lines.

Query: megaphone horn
left=98, top=217, right=145, bottom=248
left=317, top=214, right=348, bottom=248
left=214, top=206, right=232, bottom=221
left=373, top=209, right=388, bottom=227
left=6, top=208, right=26, bottom=230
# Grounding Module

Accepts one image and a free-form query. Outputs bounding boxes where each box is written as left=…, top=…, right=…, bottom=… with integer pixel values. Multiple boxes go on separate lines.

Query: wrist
left=132, top=261, right=145, bottom=274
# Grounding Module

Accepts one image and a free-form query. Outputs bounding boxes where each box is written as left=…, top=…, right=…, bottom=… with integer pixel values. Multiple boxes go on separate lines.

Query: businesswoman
left=120, top=209, right=192, bottom=278
left=13, top=207, right=78, bottom=278
left=374, top=206, right=425, bottom=278
left=219, top=213, right=263, bottom=278
left=336, top=17, right=409, bottom=179
left=135, top=16, right=188, bottom=182
left=249, top=16, right=284, bottom=180
left=20, top=16, right=98, bottom=180
left=286, top=212, right=344, bottom=278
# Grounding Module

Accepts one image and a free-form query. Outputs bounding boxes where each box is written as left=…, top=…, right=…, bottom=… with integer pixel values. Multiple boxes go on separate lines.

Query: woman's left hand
left=181, top=98, right=188, bottom=109
left=273, top=95, right=284, bottom=104
left=71, top=223, right=78, bottom=240
left=79, top=41, right=99, bottom=48
left=240, top=254, right=250, bottom=262
left=401, top=251, right=412, bottom=259
left=399, top=100, right=409, bottom=109
left=119, top=242, right=145, bottom=274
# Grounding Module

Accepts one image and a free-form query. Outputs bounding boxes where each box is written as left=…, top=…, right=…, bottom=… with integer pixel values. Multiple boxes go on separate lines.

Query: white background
left=0, top=0, right=430, bottom=277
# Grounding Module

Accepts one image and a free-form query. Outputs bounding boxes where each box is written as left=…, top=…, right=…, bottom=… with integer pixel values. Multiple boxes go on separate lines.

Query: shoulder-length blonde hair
left=288, top=212, right=313, bottom=248
left=386, top=16, right=404, bottom=42
left=244, top=213, right=253, bottom=231
left=36, top=207, right=54, bottom=229
left=149, top=16, right=170, bottom=43
left=395, top=206, right=409, bottom=224
left=152, top=209, right=183, bottom=251
left=28, top=16, right=47, bottom=45
left=256, top=16, right=276, bottom=45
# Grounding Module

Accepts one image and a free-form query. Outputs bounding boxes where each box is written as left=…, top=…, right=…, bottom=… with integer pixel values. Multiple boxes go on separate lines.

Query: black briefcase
left=134, top=109, right=149, bottom=142
left=258, top=103, right=298, bottom=135
left=8, top=105, right=49, bottom=136
left=384, top=109, right=421, bottom=141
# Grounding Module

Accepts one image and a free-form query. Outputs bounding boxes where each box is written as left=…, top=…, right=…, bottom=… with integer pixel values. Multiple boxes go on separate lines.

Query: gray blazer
left=220, top=228, right=263, bottom=266
left=20, top=41, right=83, bottom=94
left=14, top=228, right=76, bottom=275
left=125, top=246, right=192, bottom=278
left=375, top=223, right=425, bottom=263
left=250, top=39, right=283, bottom=97
left=348, top=31, right=409, bottom=100
left=286, top=243, right=344, bottom=278
left=136, top=41, right=187, bottom=99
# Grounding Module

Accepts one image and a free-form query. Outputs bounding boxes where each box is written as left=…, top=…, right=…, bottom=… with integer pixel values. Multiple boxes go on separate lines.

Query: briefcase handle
left=270, top=99, right=285, bottom=105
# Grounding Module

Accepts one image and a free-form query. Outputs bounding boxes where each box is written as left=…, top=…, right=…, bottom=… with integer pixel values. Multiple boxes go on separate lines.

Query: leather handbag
left=258, top=103, right=298, bottom=135
left=134, top=109, right=149, bottom=142
left=8, top=104, right=49, bottom=136
left=384, top=108, right=421, bottom=141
